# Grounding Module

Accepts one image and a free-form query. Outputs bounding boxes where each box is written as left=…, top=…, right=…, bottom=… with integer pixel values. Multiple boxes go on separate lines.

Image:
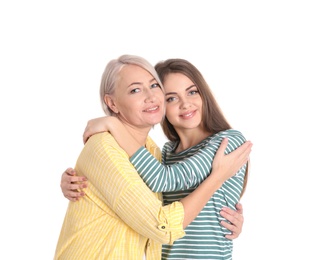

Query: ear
left=104, top=95, right=119, bottom=114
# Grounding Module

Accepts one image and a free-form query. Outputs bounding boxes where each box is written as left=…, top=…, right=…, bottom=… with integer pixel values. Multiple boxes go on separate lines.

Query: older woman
left=55, top=55, right=251, bottom=260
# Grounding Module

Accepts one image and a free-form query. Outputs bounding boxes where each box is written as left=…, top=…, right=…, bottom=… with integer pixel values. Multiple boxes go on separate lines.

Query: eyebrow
left=127, top=78, right=157, bottom=88
left=128, top=82, right=142, bottom=88
left=165, top=84, right=196, bottom=96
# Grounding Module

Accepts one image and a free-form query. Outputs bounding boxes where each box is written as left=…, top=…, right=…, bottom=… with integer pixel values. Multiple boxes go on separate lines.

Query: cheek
left=164, top=105, right=177, bottom=122
left=156, top=92, right=165, bottom=104
left=118, top=104, right=136, bottom=118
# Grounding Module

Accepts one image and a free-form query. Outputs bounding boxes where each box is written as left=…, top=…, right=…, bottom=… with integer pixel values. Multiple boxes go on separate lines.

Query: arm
left=61, top=118, right=251, bottom=238
left=60, top=115, right=142, bottom=201
left=131, top=130, right=248, bottom=192
left=83, top=117, right=250, bottom=192
left=60, top=165, right=246, bottom=238
left=76, top=132, right=184, bottom=244
left=59, top=140, right=248, bottom=239
left=180, top=137, right=251, bottom=226
left=83, top=116, right=141, bottom=157
left=74, top=131, right=251, bottom=243
left=60, top=137, right=250, bottom=237
left=61, top=116, right=143, bottom=201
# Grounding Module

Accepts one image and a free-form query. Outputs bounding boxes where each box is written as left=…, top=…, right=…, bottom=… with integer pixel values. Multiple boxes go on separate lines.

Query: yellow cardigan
left=54, top=132, right=185, bottom=260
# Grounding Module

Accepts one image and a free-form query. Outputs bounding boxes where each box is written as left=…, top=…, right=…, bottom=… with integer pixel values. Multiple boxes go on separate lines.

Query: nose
left=179, top=98, right=191, bottom=109
left=145, top=88, right=156, bottom=103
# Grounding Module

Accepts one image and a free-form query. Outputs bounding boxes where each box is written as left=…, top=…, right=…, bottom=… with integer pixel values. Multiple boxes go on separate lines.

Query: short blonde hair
left=100, top=54, right=164, bottom=116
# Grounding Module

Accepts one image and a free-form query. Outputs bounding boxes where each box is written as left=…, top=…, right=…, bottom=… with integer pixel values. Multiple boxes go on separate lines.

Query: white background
left=1, top=1, right=311, bottom=259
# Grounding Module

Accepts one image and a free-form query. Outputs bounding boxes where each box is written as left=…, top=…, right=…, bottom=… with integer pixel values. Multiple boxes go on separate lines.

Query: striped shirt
left=54, top=132, right=185, bottom=260
left=130, top=129, right=247, bottom=260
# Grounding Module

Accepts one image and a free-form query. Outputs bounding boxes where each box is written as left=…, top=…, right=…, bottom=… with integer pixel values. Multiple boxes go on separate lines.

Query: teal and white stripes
left=130, top=129, right=248, bottom=260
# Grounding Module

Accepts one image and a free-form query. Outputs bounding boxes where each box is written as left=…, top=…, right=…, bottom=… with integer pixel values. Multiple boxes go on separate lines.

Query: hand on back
left=60, top=168, right=88, bottom=201
left=211, top=138, right=252, bottom=183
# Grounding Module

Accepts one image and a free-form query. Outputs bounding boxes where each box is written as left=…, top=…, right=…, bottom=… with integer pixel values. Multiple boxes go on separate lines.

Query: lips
left=143, top=106, right=159, bottom=112
left=180, top=110, right=196, bottom=119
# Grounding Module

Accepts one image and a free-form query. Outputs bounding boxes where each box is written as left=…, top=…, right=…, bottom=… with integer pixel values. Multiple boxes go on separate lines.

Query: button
left=158, top=223, right=167, bottom=230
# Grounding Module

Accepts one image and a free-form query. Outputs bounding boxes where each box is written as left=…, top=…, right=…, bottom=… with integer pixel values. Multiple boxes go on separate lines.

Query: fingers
left=227, top=141, right=253, bottom=172
left=221, top=207, right=244, bottom=228
left=65, top=167, right=76, bottom=176
left=61, top=181, right=87, bottom=201
left=235, top=202, right=243, bottom=215
left=220, top=207, right=244, bottom=240
left=214, top=138, right=228, bottom=159
left=83, top=119, right=94, bottom=144
left=215, top=139, right=252, bottom=169
left=65, top=175, right=88, bottom=183
left=61, top=167, right=88, bottom=202
left=213, top=138, right=228, bottom=166
left=63, top=168, right=87, bottom=183
left=219, top=138, right=228, bottom=153
left=237, top=141, right=253, bottom=163
left=221, top=220, right=239, bottom=240
left=66, top=182, right=88, bottom=191
left=65, top=190, right=86, bottom=202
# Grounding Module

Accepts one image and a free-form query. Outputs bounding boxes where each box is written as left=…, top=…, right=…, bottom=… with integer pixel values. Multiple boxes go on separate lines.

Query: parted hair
left=155, top=58, right=231, bottom=142
left=100, top=54, right=164, bottom=116
left=155, top=58, right=248, bottom=198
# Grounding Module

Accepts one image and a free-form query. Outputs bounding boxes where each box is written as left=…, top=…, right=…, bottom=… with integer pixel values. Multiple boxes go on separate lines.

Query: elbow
left=151, top=230, right=184, bottom=245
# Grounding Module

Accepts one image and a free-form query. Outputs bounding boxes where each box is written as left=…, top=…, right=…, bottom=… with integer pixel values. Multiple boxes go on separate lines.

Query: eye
left=188, top=87, right=199, bottom=96
left=166, top=96, right=176, bottom=103
left=151, top=83, right=161, bottom=89
left=130, top=88, right=140, bottom=94
left=189, top=90, right=199, bottom=95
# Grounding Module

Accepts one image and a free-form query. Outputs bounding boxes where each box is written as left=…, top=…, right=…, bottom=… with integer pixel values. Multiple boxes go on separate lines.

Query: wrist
left=206, top=171, right=224, bottom=188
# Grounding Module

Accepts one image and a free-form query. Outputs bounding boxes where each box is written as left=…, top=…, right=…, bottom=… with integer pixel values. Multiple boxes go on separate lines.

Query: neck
left=175, top=128, right=211, bottom=153
left=122, top=123, right=151, bottom=146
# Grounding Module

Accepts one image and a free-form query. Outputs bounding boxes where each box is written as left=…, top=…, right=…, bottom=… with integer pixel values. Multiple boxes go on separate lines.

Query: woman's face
left=109, top=64, right=165, bottom=129
left=163, top=72, right=203, bottom=131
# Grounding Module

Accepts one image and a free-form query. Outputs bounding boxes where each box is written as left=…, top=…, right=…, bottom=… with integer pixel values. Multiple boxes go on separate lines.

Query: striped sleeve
left=130, top=129, right=246, bottom=192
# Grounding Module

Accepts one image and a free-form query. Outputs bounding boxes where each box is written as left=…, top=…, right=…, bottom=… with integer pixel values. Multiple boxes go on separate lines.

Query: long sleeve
left=130, top=129, right=246, bottom=192
left=75, top=132, right=185, bottom=244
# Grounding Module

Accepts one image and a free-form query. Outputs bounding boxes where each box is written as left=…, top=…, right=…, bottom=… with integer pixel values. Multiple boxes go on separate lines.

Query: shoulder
left=85, top=132, right=126, bottom=154
left=87, top=132, right=116, bottom=146
left=76, top=132, right=129, bottom=168
left=206, top=129, right=247, bottom=153
left=213, top=129, right=246, bottom=143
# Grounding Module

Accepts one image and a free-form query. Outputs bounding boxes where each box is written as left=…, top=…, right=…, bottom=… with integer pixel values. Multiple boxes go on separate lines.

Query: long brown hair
left=155, top=58, right=248, bottom=198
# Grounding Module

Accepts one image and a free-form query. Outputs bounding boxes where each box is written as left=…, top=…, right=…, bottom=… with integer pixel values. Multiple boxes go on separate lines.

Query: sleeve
left=76, top=133, right=185, bottom=244
left=129, top=129, right=246, bottom=192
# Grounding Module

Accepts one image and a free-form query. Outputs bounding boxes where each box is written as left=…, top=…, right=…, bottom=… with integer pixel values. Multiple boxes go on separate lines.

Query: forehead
left=118, top=64, right=154, bottom=86
left=163, top=73, right=194, bottom=92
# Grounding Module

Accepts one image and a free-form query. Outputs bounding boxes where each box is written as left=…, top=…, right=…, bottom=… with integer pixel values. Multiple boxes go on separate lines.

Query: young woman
left=55, top=55, right=252, bottom=260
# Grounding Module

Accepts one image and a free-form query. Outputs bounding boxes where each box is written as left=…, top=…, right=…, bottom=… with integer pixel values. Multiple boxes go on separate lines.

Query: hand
left=83, top=116, right=110, bottom=144
left=220, top=202, right=244, bottom=239
left=211, top=138, right=252, bottom=183
left=60, top=167, right=88, bottom=201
